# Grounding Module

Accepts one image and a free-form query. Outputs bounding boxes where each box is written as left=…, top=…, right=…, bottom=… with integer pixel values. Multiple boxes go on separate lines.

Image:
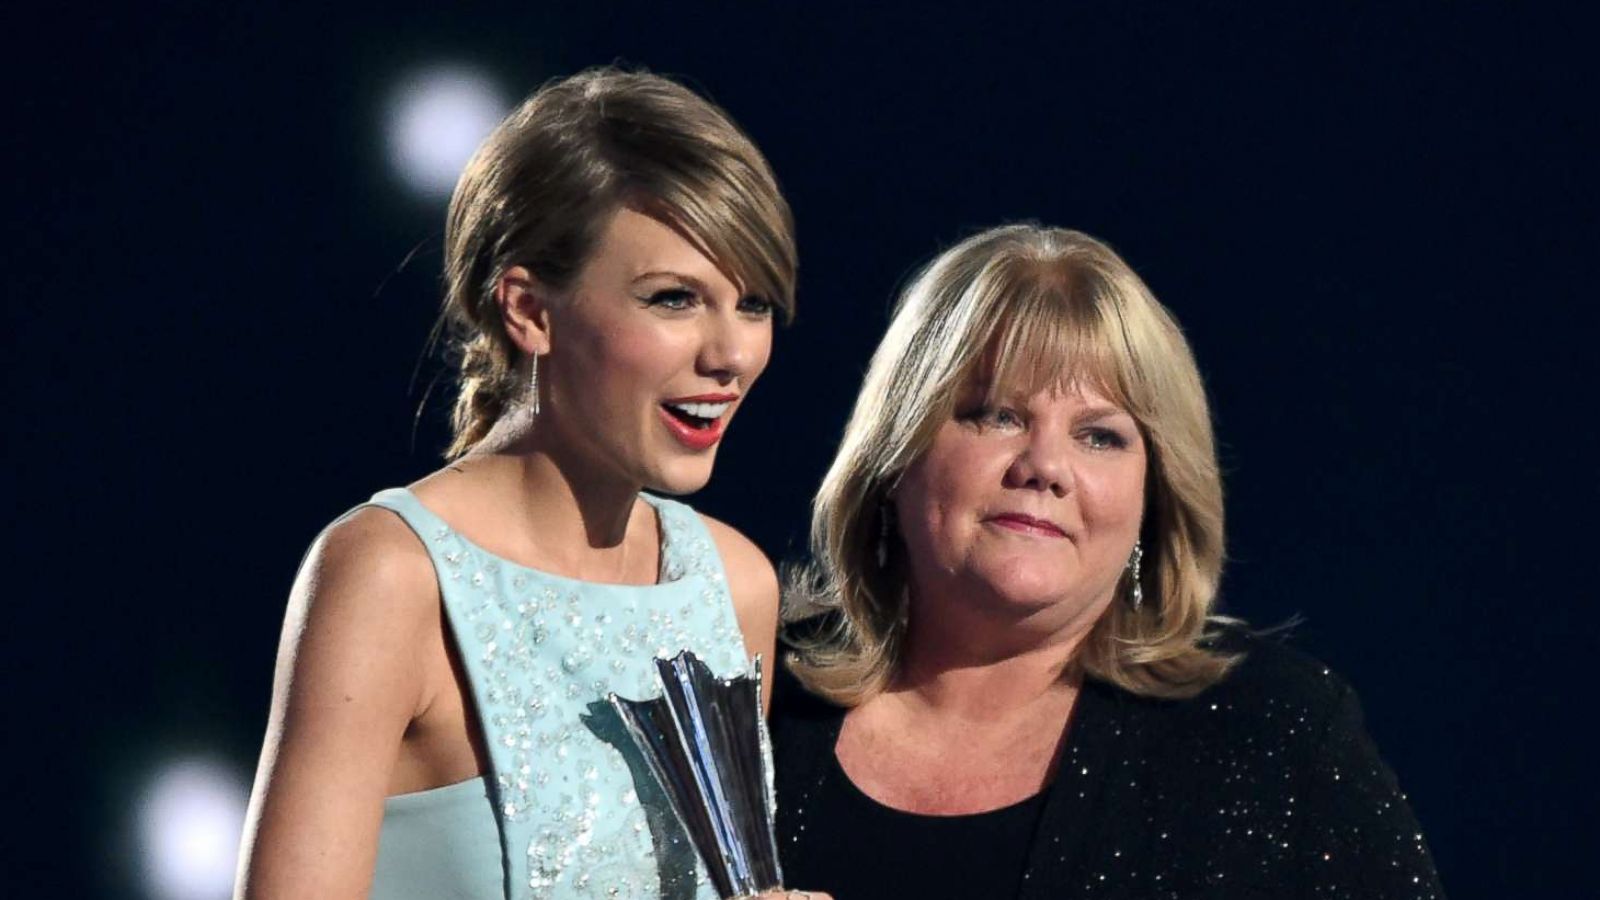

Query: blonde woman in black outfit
left=773, top=224, right=1445, bottom=899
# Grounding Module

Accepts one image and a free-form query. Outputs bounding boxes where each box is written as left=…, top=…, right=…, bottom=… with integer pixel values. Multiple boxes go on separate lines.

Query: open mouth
left=659, top=398, right=733, bottom=451
left=661, top=400, right=730, bottom=431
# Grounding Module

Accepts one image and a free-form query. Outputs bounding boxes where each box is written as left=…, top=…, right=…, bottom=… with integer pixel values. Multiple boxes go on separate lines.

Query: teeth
left=666, top=401, right=731, bottom=419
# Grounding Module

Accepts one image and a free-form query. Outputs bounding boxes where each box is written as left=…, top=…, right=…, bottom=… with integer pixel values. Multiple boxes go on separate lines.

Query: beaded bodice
left=368, top=488, right=750, bottom=900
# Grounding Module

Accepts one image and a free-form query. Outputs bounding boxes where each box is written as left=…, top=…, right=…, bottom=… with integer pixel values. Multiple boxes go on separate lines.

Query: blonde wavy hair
left=440, top=67, right=797, bottom=458
left=788, top=224, right=1239, bottom=704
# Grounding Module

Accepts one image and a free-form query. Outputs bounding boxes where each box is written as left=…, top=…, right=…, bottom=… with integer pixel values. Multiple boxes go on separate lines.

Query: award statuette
left=607, top=650, right=783, bottom=899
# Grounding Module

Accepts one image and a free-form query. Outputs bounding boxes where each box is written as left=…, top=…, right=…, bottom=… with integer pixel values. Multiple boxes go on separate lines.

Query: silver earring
left=526, top=354, right=541, bottom=420
left=1127, top=540, right=1144, bottom=609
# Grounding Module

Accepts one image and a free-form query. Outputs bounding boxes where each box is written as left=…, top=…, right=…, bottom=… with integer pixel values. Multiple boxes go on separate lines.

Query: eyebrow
left=1074, top=406, right=1134, bottom=425
left=631, top=270, right=717, bottom=294
left=969, top=382, right=1133, bottom=422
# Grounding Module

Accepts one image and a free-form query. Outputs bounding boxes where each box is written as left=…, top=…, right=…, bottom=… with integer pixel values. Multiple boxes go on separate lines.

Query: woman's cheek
left=603, top=325, right=679, bottom=375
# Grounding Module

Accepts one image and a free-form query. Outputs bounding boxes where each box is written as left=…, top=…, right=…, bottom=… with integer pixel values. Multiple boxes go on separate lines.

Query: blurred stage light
left=385, top=65, right=508, bottom=199
left=137, top=758, right=249, bottom=900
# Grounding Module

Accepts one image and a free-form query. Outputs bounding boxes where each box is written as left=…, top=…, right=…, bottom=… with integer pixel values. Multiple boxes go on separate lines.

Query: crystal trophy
left=607, top=650, right=783, bottom=899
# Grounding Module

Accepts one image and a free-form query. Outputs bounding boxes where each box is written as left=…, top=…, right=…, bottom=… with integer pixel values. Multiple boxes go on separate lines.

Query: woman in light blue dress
left=236, top=68, right=827, bottom=900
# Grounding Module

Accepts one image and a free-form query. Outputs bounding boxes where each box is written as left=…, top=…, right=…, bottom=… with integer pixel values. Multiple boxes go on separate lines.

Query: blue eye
left=1082, top=427, right=1129, bottom=450
left=737, top=295, right=775, bottom=317
left=644, top=289, right=696, bottom=310
left=960, top=405, right=1023, bottom=429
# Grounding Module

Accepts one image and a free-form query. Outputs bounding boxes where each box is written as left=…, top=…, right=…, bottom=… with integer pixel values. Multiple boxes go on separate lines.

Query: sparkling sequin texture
left=371, top=488, right=748, bottom=899
left=774, top=628, right=1447, bottom=899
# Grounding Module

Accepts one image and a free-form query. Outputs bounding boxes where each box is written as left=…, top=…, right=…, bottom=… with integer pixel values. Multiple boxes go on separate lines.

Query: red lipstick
left=659, top=406, right=727, bottom=451
left=658, top=393, right=739, bottom=452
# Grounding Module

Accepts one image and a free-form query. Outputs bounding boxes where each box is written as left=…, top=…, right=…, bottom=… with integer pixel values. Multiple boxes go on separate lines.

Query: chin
left=643, top=455, right=717, bottom=496
left=985, top=590, right=1068, bottom=617
left=969, top=562, right=1076, bottom=612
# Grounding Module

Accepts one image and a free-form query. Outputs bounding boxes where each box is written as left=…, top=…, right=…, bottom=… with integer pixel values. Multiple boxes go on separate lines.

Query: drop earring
left=526, top=353, right=541, bottom=421
left=1126, top=540, right=1144, bottom=609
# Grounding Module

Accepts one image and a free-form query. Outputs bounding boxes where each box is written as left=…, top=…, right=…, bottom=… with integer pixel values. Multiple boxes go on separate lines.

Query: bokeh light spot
left=137, top=758, right=249, bottom=900
left=385, top=65, right=507, bottom=199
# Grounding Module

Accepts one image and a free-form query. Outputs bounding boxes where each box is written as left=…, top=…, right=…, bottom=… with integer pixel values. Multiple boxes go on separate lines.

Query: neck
left=462, top=416, right=646, bottom=577
left=890, top=585, right=1105, bottom=721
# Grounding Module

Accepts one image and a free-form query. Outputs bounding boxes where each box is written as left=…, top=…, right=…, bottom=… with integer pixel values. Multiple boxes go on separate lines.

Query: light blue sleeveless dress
left=359, top=488, right=752, bottom=899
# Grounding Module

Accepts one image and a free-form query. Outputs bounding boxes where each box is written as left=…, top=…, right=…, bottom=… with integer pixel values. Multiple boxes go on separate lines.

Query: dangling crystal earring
left=525, top=353, right=541, bottom=421
left=876, top=505, right=892, bottom=568
left=1126, top=540, right=1144, bottom=609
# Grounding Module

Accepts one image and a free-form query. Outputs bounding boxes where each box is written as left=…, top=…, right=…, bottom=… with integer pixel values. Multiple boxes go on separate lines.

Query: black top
left=772, top=628, right=1447, bottom=900
left=793, top=750, right=1049, bottom=899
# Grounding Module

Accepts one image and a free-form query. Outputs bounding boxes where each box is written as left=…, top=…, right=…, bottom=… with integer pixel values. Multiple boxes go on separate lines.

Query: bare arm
left=235, top=510, right=438, bottom=900
left=701, top=514, right=781, bottom=712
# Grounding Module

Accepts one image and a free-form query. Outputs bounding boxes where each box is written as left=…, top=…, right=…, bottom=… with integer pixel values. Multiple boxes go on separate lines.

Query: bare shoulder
left=696, top=512, right=779, bottom=674
left=283, top=508, right=441, bottom=675
left=265, top=505, right=443, bottom=761
left=299, top=507, right=438, bottom=619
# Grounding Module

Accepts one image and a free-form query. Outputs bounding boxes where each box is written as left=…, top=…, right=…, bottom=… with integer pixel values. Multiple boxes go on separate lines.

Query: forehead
left=581, top=207, right=742, bottom=297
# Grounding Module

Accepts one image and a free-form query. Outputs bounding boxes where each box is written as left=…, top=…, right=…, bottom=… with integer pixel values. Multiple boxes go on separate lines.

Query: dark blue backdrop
left=7, top=4, right=1592, bottom=898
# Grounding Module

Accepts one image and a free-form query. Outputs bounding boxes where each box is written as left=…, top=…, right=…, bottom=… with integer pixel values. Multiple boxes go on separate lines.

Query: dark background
left=7, top=4, right=1593, bottom=898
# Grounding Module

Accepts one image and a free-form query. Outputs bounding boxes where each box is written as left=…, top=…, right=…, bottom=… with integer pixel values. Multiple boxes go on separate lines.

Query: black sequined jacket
left=771, top=628, right=1447, bottom=899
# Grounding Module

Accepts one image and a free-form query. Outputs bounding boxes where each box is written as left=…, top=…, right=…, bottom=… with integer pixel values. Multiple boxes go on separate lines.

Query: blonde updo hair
left=440, top=67, right=798, bottom=458
left=788, top=224, right=1239, bottom=704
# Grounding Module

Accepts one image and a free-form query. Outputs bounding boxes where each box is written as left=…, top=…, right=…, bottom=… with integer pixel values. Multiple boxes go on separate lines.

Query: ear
left=495, top=265, right=554, bottom=356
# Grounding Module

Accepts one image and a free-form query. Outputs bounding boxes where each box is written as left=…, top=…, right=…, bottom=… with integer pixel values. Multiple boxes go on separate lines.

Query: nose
left=1003, top=430, right=1073, bottom=498
left=696, top=308, right=765, bottom=385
